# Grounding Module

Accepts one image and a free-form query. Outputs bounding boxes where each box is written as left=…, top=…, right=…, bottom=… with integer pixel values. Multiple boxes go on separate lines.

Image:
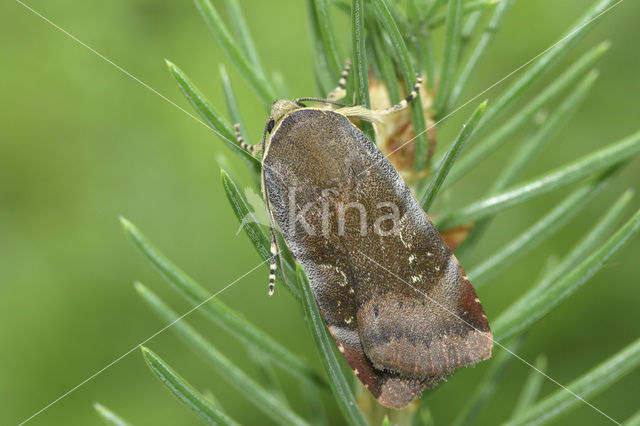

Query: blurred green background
left=1, top=0, right=639, bottom=425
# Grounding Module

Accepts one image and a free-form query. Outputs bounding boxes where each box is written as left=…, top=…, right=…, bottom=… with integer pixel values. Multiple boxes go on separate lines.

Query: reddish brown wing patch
left=326, top=324, right=429, bottom=409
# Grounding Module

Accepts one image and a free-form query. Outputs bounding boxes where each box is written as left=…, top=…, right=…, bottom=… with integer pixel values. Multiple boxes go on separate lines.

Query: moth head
left=267, top=100, right=301, bottom=133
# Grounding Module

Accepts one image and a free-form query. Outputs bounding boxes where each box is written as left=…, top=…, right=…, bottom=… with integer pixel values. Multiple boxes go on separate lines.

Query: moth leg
left=327, top=59, right=352, bottom=102
left=334, top=76, right=423, bottom=123
left=234, top=124, right=262, bottom=156
left=376, top=75, right=423, bottom=116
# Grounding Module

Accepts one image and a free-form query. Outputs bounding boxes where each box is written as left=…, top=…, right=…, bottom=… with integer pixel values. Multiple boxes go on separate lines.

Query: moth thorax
left=269, top=100, right=300, bottom=129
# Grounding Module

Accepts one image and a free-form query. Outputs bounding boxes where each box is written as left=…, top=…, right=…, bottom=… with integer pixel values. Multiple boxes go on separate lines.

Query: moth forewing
left=247, top=71, right=491, bottom=409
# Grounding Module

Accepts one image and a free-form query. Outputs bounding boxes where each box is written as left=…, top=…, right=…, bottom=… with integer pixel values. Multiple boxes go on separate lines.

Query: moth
left=235, top=62, right=492, bottom=409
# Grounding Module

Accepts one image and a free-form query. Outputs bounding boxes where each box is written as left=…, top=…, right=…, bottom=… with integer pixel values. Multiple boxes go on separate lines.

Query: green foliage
left=311, top=0, right=342, bottom=79
left=119, top=217, right=324, bottom=387
left=351, top=0, right=374, bottom=140
left=308, top=0, right=339, bottom=95
left=220, top=169, right=300, bottom=298
left=420, top=100, right=487, bottom=211
left=451, top=336, right=525, bottom=426
left=443, top=41, right=609, bottom=189
left=165, top=60, right=260, bottom=177
left=504, top=336, right=640, bottom=426
left=429, top=0, right=500, bottom=29
left=511, top=355, right=548, bottom=417
left=467, top=172, right=614, bottom=288
left=111, top=0, right=640, bottom=424
left=193, top=0, right=274, bottom=106
left=94, top=403, right=134, bottom=426
left=371, top=0, right=429, bottom=169
left=436, top=130, right=640, bottom=230
left=626, top=410, right=640, bottom=426
left=462, top=0, right=617, bottom=147
left=141, top=347, right=240, bottom=425
left=493, top=208, right=640, bottom=341
left=137, top=284, right=308, bottom=426
left=432, top=0, right=462, bottom=115
left=449, top=0, right=514, bottom=109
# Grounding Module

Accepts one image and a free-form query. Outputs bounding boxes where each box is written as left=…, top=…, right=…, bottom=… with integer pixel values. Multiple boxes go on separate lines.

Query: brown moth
left=235, top=63, right=492, bottom=409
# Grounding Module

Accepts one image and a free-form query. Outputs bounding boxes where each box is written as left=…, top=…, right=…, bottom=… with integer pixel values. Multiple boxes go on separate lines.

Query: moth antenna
left=268, top=238, right=277, bottom=296
left=265, top=205, right=295, bottom=295
left=234, top=123, right=261, bottom=155
left=376, top=75, right=423, bottom=116
left=261, top=158, right=287, bottom=296
left=327, top=58, right=352, bottom=102
left=295, top=97, right=350, bottom=107
left=276, top=232, right=294, bottom=293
